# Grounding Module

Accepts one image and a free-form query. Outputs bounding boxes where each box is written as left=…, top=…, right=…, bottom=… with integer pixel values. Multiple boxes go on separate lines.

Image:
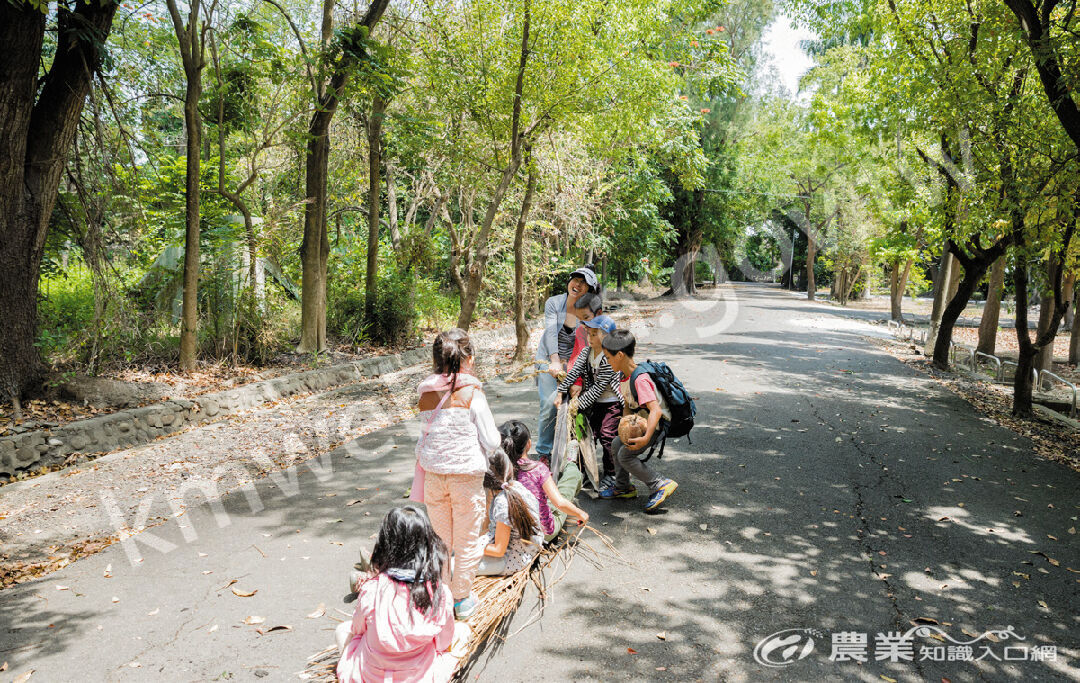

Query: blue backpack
left=628, top=360, right=696, bottom=459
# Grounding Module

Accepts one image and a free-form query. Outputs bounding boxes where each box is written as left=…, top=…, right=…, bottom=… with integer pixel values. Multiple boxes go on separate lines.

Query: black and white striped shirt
left=556, top=348, right=622, bottom=411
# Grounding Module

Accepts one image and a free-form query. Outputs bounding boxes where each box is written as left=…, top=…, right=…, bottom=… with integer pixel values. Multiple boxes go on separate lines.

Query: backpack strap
left=627, top=361, right=653, bottom=404
left=640, top=419, right=669, bottom=462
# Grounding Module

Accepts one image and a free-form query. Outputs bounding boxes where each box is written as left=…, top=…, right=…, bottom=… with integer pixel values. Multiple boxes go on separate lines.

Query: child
left=416, top=329, right=500, bottom=619
left=337, top=506, right=456, bottom=683
left=500, top=419, right=589, bottom=542
left=599, top=329, right=679, bottom=512
left=567, top=291, right=603, bottom=372
left=554, top=315, right=621, bottom=489
left=476, top=449, right=544, bottom=575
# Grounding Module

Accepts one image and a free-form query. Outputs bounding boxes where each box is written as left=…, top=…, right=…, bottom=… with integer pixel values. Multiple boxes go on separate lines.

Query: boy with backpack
left=599, top=329, right=695, bottom=512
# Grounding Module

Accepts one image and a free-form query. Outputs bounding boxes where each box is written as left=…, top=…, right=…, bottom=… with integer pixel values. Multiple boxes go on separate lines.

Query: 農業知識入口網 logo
left=753, top=625, right=1057, bottom=668
left=753, top=628, right=824, bottom=667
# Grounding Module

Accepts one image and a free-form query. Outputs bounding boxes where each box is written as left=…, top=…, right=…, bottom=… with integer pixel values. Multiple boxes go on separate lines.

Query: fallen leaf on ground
left=13, top=670, right=34, bottom=683
left=345, top=499, right=363, bottom=507
left=218, top=579, right=238, bottom=591
left=307, top=603, right=326, bottom=619
left=231, top=587, right=257, bottom=598
left=881, top=676, right=897, bottom=683
left=699, top=524, right=708, bottom=531
left=147, top=608, right=159, bottom=616
left=646, top=528, right=657, bottom=535
left=243, top=616, right=265, bottom=625
left=111, top=596, right=119, bottom=603
left=656, top=632, right=666, bottom=640
left=209, top=625, right=219, bottom=633
left=55, top=585, right=69, bottom=591
left=1037, top=600, right=1049, bottom=609
left=627, top=647, right=638, bottom=655
left=256, top=625, right=292, bottom=635
left=913, top=617, right=939, bottom=625
left=0, top=662, right=6, bottom=672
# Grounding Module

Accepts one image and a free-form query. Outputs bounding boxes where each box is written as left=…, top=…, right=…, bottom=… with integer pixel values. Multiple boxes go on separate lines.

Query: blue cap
left=581, top=315, right=616, bottom=334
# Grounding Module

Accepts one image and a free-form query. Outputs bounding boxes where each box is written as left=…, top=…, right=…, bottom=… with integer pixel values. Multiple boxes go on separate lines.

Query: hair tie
left=386, top=567, right=417, bottom=583
left=501, top=482, right=510, bottom=490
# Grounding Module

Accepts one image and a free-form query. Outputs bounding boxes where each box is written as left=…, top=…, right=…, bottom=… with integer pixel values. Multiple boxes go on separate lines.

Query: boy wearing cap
left=554, top=314, right=622, bottom=487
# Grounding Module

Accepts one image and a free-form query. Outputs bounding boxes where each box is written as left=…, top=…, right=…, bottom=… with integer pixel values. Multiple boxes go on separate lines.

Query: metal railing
left=974, top=351, right=1002, bottom=380
left=1037, top=370, right=1078, bottom=417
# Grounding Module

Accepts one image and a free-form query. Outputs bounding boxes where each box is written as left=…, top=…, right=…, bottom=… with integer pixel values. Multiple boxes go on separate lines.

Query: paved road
left=1, top=284, right=1077, bottom=682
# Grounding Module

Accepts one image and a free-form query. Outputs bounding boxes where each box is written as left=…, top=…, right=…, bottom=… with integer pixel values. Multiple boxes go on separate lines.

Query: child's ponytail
left=433, top=328, right=474, bottom=395
left=503, top=484, right=540, bottom=541
left=484, top=449, right=539, bottom=541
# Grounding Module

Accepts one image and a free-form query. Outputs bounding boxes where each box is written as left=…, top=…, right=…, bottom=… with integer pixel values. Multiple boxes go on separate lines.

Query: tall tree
left=165, top=0, right=215, bottom=371
left=0, top=1, right=119, bottom=416
left=297, top=0, right=391, bottom=353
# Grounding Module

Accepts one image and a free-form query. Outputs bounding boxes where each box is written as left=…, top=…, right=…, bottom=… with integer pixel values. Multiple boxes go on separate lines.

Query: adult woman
left=533, top=266, right=598, bottom=462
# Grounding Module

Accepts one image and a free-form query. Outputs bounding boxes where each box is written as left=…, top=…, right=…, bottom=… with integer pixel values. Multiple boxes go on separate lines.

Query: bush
left=328, top=271, right=418, bottom=347
left=368, top=272, right=417, bottom=346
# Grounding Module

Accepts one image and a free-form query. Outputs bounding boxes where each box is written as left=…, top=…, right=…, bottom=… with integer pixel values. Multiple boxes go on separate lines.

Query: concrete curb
left=0, top=346, right=429, bottom=477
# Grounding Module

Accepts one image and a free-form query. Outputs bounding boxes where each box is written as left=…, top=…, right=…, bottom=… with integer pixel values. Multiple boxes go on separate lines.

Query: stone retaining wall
left=0, top=347, right=429, bottom=477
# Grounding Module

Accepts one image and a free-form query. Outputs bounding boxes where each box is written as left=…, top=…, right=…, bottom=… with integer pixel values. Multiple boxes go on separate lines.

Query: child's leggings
left=424, top=471, right=486, bottom=601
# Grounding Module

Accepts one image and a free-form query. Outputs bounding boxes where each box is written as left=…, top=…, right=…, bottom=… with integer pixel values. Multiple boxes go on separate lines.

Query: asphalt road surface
left=1, top=283, right=1077, bottom=682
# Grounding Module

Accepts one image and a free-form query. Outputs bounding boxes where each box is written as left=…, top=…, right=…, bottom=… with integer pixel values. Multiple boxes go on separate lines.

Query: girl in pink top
left=336, top=506, right=457, bottom=683
left=500, top=420, right=588, bottom=542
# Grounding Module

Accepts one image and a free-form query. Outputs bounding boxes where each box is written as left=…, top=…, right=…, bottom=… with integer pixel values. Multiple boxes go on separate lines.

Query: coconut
left=617, top=414, right=647, bottom=444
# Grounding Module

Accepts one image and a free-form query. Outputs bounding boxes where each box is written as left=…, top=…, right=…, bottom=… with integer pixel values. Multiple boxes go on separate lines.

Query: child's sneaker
left=454, top=594, right=480, bottom=620
left=599, top=483, right=637, bottom=499
left=645, top=479, right=678, bottom=511
left=599, top=474, right=616, bottom=491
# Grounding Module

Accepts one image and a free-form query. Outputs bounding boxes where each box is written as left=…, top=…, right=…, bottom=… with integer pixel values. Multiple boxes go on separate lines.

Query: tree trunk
left=889, top=258, right=913, bottom=321
left=977, top=255, right=1006, bottom=356
left=1011, top=219, right=1076, bottom=416
left=805, top=239, right=818, bottom=301
left=0, top=3, right=117, bottom=409
left=298, top=116, right=331, bottom=352
left=931, top=239, right=1010, bottom=370
left=1012, top=260, right=1038, bottom=416
left=925, top=242, right=955, bottom=355
left=179, top=76, right=202, bottom=371
left=512, top=159, right=537, bottom=361
left=456, top=157, right=526, bottom=328
left=386, top=161, right=400, bottom=251
left=1036, top=255, right=1058, bottom=372
left=1070, top=295, right=1080, bottom=365
left=1062, top=272, right=1075, bottom=330
left=364, top=94, right=387, bottom=319
left=165, top=0, right=206, bottom=372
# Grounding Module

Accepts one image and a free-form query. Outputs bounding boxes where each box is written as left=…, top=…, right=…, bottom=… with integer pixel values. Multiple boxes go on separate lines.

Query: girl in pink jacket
left=336, top=506, right=457, bottom=683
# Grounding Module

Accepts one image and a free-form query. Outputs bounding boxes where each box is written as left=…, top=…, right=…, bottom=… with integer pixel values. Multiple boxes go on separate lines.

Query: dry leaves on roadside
left=307, top=603, right=326, bottom=619
left=256, top=625, right=292, bottom=635
left=231, top=586, right=257, bottom=598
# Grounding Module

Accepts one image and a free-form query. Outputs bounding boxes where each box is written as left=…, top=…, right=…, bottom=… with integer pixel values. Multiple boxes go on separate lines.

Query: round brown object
left=618, top=414, right=647, bottom=444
